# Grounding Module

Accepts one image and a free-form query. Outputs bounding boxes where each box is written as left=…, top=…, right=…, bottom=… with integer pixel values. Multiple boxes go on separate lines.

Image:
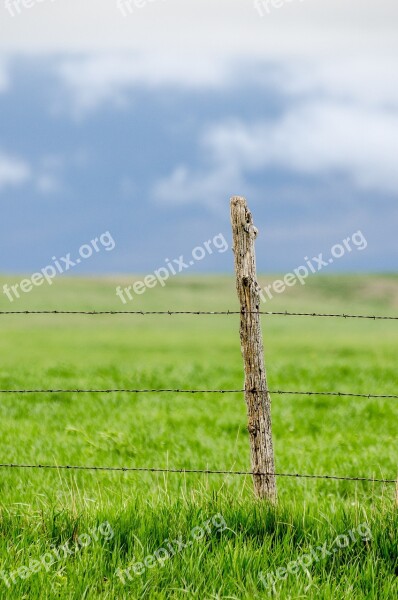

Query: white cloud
left=0, top=153, right=64, bottom=195
left=0, top=154, right=31, bottom=190
left=0, top=0, right=391, bottom=114
left=154, top=164, right=246, bottom=210
left=1, top=0, right=397, bottom=203
left=57, top=52, right=228, bottom=113
left=275, top=57, right=398, bottom=109
left=153, top=102, right=398, bottom=204
left=55, top=52, right=398, bottom=118
left=211, top=103, right=398, bottom=192
left=58, top=50, right=398, bottom=116
left=52, top=49, right=398, bottom=120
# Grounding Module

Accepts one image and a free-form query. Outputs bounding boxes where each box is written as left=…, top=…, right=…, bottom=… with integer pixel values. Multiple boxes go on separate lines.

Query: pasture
left=0, top=274, right=397, bottom=599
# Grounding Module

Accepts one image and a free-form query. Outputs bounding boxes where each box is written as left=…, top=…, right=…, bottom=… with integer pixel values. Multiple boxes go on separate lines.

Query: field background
left=0, top=274, right=397, bottom=599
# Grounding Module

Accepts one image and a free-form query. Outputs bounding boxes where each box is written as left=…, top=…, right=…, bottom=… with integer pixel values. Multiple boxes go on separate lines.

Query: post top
left=230, top=196, right=254, bottom=229
left=230, top=196, right=247, bottom=209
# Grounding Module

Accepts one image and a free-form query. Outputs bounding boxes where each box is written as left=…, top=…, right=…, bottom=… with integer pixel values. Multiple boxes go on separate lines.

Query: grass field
left=0, top=273, right=397, bottom=599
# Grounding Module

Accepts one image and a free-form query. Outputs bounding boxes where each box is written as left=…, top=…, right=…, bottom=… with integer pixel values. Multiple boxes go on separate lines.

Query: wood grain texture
left=230, top=196, right=277, bottom=502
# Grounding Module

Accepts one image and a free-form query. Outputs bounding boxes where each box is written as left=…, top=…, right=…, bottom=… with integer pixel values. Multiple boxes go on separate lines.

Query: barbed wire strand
left=0, top=310, right=397, bottom=320
left=1, top=311, right=396, bottom=483
left=0, top=389, right=396, bottom=398
left=0, top=463, right=394, bottom=483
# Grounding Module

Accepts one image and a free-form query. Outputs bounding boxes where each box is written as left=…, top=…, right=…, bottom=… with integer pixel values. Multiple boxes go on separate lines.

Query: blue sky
left=0, top=0, right=397, bottom=274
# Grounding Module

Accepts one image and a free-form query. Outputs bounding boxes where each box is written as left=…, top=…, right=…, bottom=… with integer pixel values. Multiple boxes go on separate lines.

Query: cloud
left=1, top=0, right=397, bottom=111
left=13, top=0, right=388, bottom=114
left=275, top=57, right=398, bottom=109
left=154, top=164, right=246, bottom=211
left=0, top=153, right=31, bottom=191
left=153, top=101, right=398, bottom=205
left=55, top=52, right=398, bottom=119
left=53, top=50, right=398, bottom=125
left=0, top=152, right=64, bottom=195
left=210, top=103, right=398, bottom=193
left=56, top=52, right=229, bottom=113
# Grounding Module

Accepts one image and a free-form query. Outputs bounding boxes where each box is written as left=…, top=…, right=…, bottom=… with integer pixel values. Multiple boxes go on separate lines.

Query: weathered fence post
left=230, top=196, right=277, bottom=502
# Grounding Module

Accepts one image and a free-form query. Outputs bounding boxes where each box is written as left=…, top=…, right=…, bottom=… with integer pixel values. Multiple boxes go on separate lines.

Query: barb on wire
left=0, top=388, right=396, bottom=399
left=0, top=310, right=397, bottom=320
left=0, top=463, right=394, bottom=483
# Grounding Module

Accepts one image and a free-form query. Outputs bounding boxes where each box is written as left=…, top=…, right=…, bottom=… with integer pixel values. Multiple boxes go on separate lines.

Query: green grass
left=0, top=273, right=397, bottom=599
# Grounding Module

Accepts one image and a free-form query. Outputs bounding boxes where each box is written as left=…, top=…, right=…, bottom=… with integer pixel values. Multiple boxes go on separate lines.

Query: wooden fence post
left=230, top=196, right=277, bottom=502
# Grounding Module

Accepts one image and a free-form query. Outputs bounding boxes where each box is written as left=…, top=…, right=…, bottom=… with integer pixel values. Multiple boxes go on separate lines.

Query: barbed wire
left=0, top=388, right=396, bottom=398
left=1, top=308, right=396, bottom=486
left=0, top=310, right=397, bottom=320
left=0, top=463, right=394, bottom=483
